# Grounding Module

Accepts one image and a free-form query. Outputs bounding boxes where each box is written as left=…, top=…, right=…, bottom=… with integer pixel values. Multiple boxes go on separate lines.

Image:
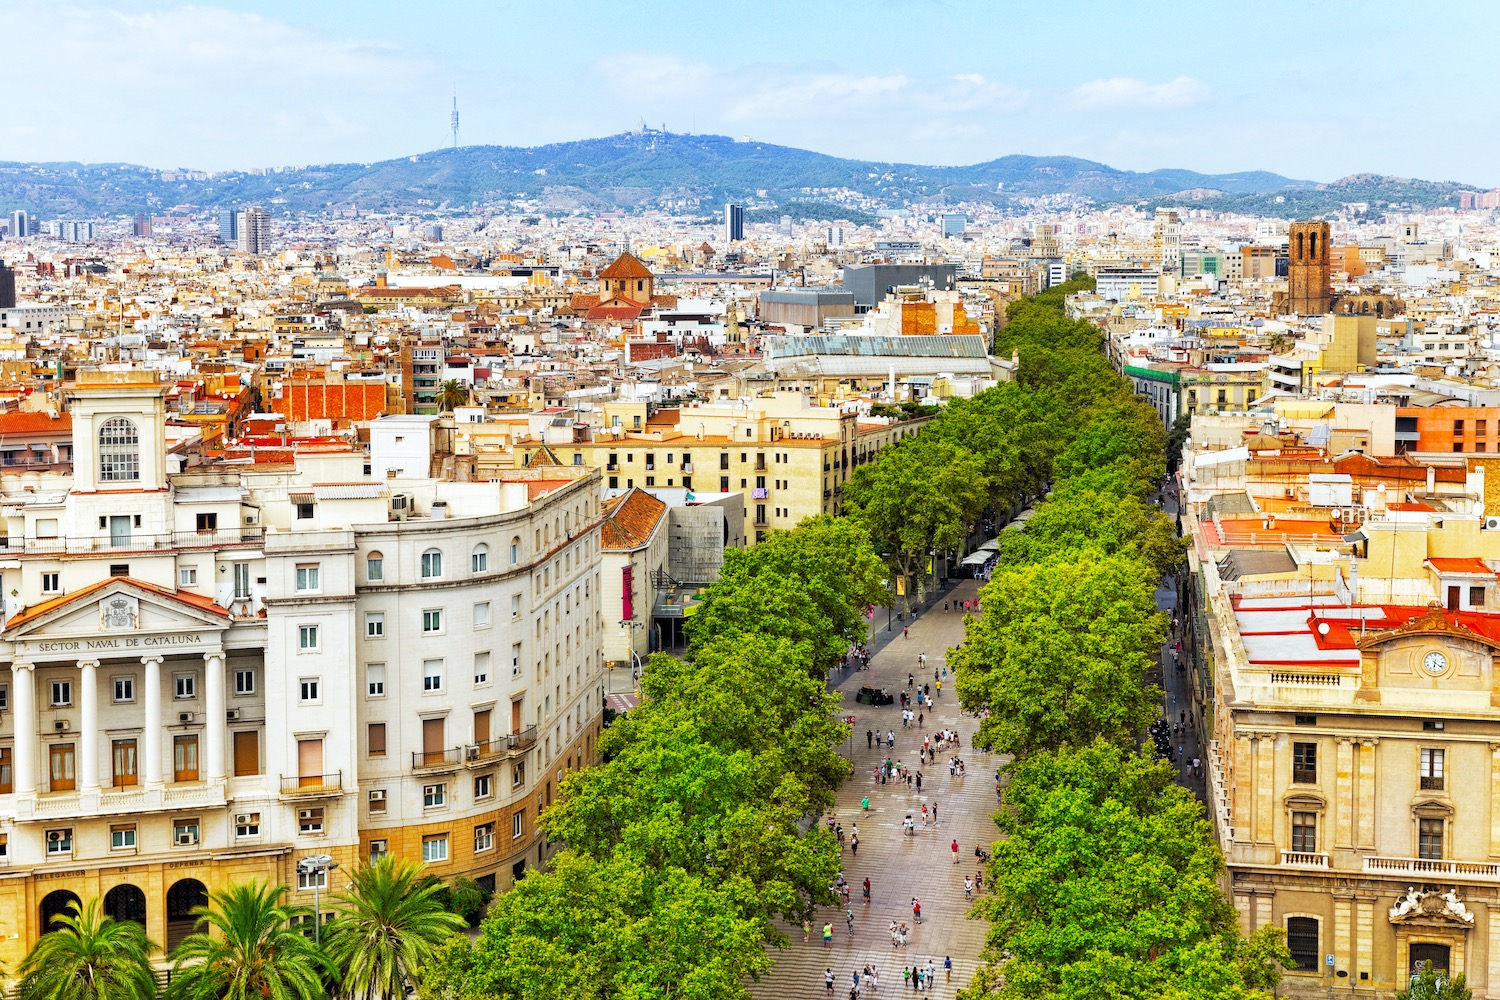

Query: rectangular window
left=1419, top=817, right=1444, bottom=860
left=299, top=625, right=320, bottom=651
left=196, top=512, right=218, bottom=532
left=110, top=824, right=136, bottom=850
left=421, top=550, right=442, bottom=579
left=366, top=663, right=385, bottom=698
left=423, top=609, right=443, bottom=634
left=512, top=810, right=525, bottom=839
left=174, top=674, right=196, bottom=699
left=299, top=678, right=320, bottom=702
left=296, top=865, right=328, bottom=890
left=173, top=736, right=199, bottom=782
left=1291, top=812, right=1317, bottom=853
left=1286, top=917, right=1320, bottom=972
left=295, top=564, right=320, bottom=592
left=113, top=677, right=134, bottom=703
left=111, top=739, right=137, bottom=787
left=233, top=562, right=252, bottom=600
left=511, top=594, right=522, bottom=618
left=232, top=730, right=259, bottom=776
left=173, top=818, right=200, bottom=846
left=474, top=651, right=490, bottom=685
left=234, top=669, right=255, bottom=695
left=473, top=602, right=490, bottom=628
left=179, top=567, right=198, bottom=587
left=474, top=773, right=492, bottom=799
left=109, top=564, right=128, bottom=577
left=512, top=642, right=523, bottom=677
left=368, top=789, right=387, bottom=816
left=1455, top=419, right=1465, bottom=434
left=369, top=839, right=388, bottom=863
left=50, top=680, right=71, bottom=707
left=1292, top=742, right=1317, bottom=784
left=366, top=555, right=384, bottom=581
left=368, top=723, right=386, bottom=757
left=235, top=812, right=261, bottom=837
left=1471, top=586, right=1486, bottom=607
left=46, top=828, right=72, bottom=854
left=423, top=659, right=443, bottom=692
left=474, top=823, right=494, bottom=853
left=41, top=572, right=59, bottom=594
left=512, top=760, right=526, bottom=788
left=472, top=548, right=488, bottom=573
left=298, top=807, right=325, bottom=836
left=295, top=502, right=314, bottom=520
left=1421, top=748, right=1445, bottom=790
left=421, top=834, right=448, bottom=862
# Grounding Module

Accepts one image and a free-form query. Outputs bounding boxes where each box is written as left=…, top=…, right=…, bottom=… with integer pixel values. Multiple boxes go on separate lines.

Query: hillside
left=0, top=131, right=1462, bottom=220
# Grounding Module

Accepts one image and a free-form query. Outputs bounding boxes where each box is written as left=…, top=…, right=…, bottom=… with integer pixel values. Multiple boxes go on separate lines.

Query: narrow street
left=753, top=579, right=996, bottom=1000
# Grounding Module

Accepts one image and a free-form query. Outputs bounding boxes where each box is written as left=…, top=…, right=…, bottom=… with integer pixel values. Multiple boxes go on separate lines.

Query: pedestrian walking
left=915, top=771, right=923, bottom=792
left=951, top=839, right=959, bottom=864
left=918, top=652, right=926, bottom=668
left=824, top=923, right=834, bottom=948
left=912, top=897, right=922, bottom=924
left=935, top=680, right=941, bottom=697
left=889, top=919, right=898, bottom=948
left=847, top=909, right=855, bottom=938
left=863, top=877, right=871, bottom=904
left=902, top=968, right=911, bottom=990
left=931, top=801, right=938, bottom=825
left=903, top=626, right=909, bottom=639
left=851, top=833, right=859, bottom=857
left=917, top=711, right=923, bottom=728
left=975, top=869, right=983, bottom=893
left=826, top=968, right=836, bottom=994
left=804, top=918, right=812, bottom=943
left=920, top=803, right=928, bottom=825
left=944, top=956, right=952, bottom=983
left=887, top=729, right=895, bottom=749
left=867, top=729, right=874, bottom=749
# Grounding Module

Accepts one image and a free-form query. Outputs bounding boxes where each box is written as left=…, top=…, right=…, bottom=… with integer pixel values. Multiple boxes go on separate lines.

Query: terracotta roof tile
left=600, top=487, right=667, bottom=550
left=5, top=577, right=230, bottom=631
left=598, top=253, right=654, bottom=280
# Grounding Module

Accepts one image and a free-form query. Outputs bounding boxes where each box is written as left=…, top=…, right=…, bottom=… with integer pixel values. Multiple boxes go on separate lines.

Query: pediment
left=4, top=578, right=230, bottom=643
left=1357, top=604, right=1500, bottom=653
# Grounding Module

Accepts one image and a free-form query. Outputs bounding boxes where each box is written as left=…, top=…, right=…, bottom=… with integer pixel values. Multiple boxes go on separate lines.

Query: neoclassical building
left=0, top=370, right=604, bottom=959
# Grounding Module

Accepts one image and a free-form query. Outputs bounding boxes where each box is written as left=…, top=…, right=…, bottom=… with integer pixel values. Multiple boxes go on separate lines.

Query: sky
left=1, top=0, right=1494, bottom=184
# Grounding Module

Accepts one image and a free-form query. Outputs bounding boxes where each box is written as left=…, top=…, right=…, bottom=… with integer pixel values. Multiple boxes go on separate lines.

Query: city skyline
left=3, top=0, right=1496, bottom=184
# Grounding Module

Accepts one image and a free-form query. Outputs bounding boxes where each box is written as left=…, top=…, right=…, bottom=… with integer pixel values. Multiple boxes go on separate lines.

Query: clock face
left=1423, top=651, right=1448, bottom=675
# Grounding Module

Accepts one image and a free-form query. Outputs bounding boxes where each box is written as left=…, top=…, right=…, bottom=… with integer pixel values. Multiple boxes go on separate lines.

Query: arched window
left=99, top=418, right=140, bottom=482
left=510, top=536, right=521, bottom=565
left=421, top=548, right=443, bottom=580
left=366, top=551, right=384, bottom=582
left=471, top=543, right=488, bottom=574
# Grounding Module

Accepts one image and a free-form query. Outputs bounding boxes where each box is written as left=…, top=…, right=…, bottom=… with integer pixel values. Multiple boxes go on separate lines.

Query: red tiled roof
left=1388, top=502, right=1437, bottom=512
left=598, top=253, right=654, bottom=280
left=586, top=302, right=645, bottom=322
left=600, top=487, right=667, bottom=550
left=1428, top=557, right=1494, bottom=575
left=0, top=412, right=72, bottom=435
left=526, top=479, right=574, bottom=500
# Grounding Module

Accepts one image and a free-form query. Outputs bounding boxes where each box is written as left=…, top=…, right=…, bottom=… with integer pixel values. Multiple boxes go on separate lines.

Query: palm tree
left=18, top=897, right=157, bottom=1000
left=165, top=882, right=331, bottom=1000
left=434, top=380, right=468, bottom=412
left=324, top=856, right=467, bottom=1000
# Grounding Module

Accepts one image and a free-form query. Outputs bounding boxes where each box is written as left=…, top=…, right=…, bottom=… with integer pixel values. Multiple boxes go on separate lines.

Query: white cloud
left=727, top=73, right=911, bottom=121
left=594, top=52, right=715, bottom=97
left=1067, top=76, right=1209, bottom=111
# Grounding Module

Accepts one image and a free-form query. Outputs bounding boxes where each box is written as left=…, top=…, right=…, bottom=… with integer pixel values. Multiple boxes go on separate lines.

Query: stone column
left=1356, top=899, right=1375, bottom=988
left=1232, top=732, right=1254, bottom=841
left=142, top=655, right=163, bottom=787
left=1333, top=896, right=1353, bottom=989
left=1486, top=904, right=1500, bottom=999
left=12, top=661, right=35, bottom=796
left=78, top=659, right=99, bottom=792
left=204, top=651, right=225, bottom=782
left=1256, top=733, right=1277, bottom=845
left=1490, top=745, right=1500, bottom=859
left=1336, top=737, right=1356, bottom=848
left=1357, top=739, right=1379, bottom=850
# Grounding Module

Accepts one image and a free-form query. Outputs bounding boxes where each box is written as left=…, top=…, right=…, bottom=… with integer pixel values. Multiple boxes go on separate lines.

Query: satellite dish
left=1317, top=622, right=1330, bottom=636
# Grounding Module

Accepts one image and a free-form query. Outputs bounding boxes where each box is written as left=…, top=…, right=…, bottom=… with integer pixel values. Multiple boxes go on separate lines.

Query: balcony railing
left=1421, top=775, right=1445, bottom=790
left=7, top=528, right=265, bottom=556
left=465, top=726, right=538, bottom=764
left=1363, top=856, right=1500, bottom=880
left=1280, top=850, right=1329, bottom=868
left=279, top=772, right=342, bottom=796
left=411, top=748, right=463, bottom=772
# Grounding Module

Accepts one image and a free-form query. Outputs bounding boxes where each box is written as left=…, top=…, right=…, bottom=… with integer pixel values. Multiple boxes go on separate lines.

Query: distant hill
left=0, top=131, right=1466, bottom=220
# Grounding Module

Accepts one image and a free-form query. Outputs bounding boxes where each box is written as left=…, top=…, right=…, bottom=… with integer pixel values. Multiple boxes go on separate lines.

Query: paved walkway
left=754, top=578, right=995, bottom=1000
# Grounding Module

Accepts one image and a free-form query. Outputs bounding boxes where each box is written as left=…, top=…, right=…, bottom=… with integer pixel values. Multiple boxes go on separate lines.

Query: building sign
left=34, top=632, right=209, bottom=654
left=621, top=565, right=634, bottom=621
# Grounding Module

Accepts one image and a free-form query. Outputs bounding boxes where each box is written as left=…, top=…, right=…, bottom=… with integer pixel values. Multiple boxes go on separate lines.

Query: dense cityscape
left=6, top=3, right=1500, bottom=1000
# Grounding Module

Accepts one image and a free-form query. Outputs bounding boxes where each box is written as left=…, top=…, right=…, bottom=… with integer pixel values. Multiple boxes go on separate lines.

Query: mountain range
left=0, top=131, right=1475, bottom=221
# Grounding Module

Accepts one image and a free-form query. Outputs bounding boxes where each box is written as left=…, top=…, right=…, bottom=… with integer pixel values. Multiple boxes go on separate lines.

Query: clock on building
left=1423, top=651, right=1448, bottom=675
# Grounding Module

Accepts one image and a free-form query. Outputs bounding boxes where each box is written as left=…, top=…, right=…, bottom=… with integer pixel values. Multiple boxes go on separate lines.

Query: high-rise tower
left=450, top=92, right=460, bottom=150
left=1288, top=220, right=1332, bottom=315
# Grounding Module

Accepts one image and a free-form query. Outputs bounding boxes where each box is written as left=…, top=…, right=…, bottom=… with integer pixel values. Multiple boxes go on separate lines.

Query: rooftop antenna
left=450, top=89, right=460, bottom=150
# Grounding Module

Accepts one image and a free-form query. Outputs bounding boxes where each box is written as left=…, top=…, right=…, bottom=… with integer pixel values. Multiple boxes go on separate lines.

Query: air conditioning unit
left=297, top=808, right=318, bottom=821
left=226, top=709, right=241, bottom=721
left=176, top=830, right=197, bottom=846
left=46, top=830, right=64, bottom=844
left=178, top=712, right=195, bottom=724
left=54, top=720, right=71, bottom=732
left=1485, top=516, right=1500, bottom=531
left=466, top=746, right=480, bottom=761
left=368, top=789, right=386, bottom=802
left=234, top=813, right=252, bottom=826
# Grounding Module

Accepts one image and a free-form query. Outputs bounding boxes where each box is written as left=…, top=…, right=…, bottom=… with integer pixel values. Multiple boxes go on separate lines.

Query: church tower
left=1288, top=220, right=1332, bottom=315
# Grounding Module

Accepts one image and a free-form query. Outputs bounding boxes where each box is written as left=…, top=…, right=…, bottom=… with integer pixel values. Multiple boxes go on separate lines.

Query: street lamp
left=296, top=853, right=338, bottom=944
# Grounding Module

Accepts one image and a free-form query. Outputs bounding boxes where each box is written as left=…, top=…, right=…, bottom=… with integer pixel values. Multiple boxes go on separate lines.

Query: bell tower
left=1288, top=220, right=1332, bottom=316
left=65, top=370, right=170, bottom=493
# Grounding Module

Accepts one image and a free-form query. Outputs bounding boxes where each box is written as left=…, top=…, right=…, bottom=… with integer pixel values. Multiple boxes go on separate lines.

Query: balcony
left=14, top=780, right=229, bottom=821
left=411, top=748, right=463, bottom=773
left=1421, top=776, right=1445, bottom=790
left=465, top=726, right=538, bottom=765
left=1363, top=856, right=1500, bottom=881
left=279, top=772, right=343, bottom=797
left=1280, top=850, right=1329, bottom=868
left=8, top=528, right=265, bottom=556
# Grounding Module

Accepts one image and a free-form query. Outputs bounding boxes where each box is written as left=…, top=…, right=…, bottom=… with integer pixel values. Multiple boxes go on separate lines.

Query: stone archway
left=103, top=883, right=147, bottom=928
left=39, top=889, right=81, bottom=933
left=165, top=878, right=207, bottom=951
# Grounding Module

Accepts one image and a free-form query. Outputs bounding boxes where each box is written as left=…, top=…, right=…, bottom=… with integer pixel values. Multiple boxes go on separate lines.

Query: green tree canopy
left=326, top=855, right=467, bottom=1000
left=18, top=897, right=157, bottom=1000
left=165, top=882, right=333, bottom=1000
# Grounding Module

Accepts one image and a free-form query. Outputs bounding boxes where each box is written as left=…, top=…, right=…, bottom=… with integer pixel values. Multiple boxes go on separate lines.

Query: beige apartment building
left=0, top=371, right=604, bottom=962
left=1186, top=440, right=1500, bottom=996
